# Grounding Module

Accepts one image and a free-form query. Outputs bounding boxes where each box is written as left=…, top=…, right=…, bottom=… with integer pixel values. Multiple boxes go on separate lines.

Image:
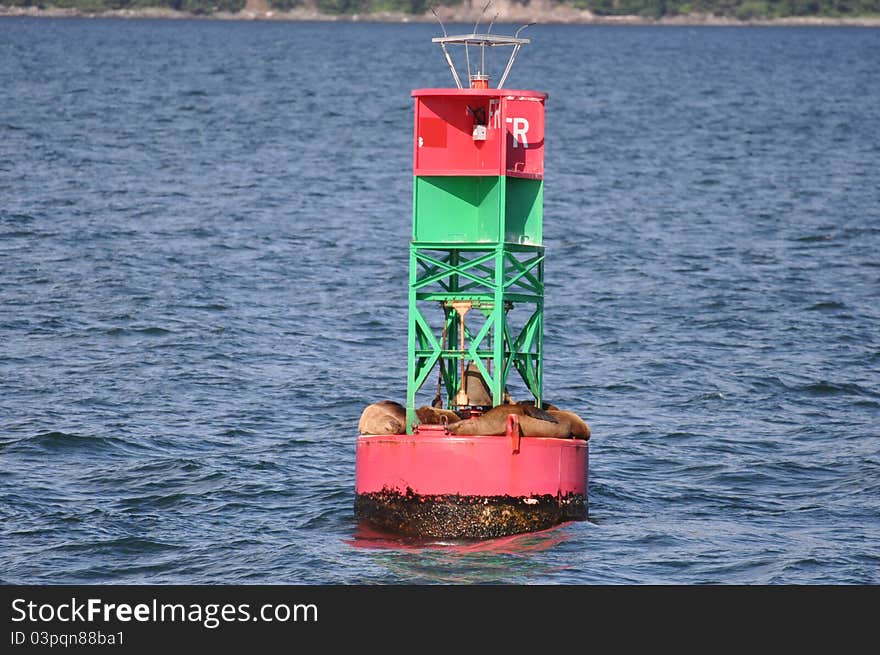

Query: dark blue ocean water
left=1, top=18, right=878, bottom=584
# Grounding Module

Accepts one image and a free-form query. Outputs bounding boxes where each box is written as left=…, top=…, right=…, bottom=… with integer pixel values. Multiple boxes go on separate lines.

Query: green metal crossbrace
left=413, top=250, right=497, bottom=290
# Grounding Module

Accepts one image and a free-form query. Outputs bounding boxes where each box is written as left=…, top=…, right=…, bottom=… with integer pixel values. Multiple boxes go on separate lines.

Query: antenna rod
left=515, top=22, right=535, bottom=38
left=432, top=6, right=463, bottom=88
left=430, top=5, right=448, bottom=37
left=473, top=1, right=492, bottom=34
left=487, top=12, right=499, bottom=35
left=497, top=43, right=521, bottom=89
left=497, top=23, right=535, bottom=88
left=442, top=43, right=463, bottom=89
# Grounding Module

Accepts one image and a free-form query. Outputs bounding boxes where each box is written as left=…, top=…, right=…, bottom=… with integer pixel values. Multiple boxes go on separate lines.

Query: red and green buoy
left=355, top=28, right=589, bottom=540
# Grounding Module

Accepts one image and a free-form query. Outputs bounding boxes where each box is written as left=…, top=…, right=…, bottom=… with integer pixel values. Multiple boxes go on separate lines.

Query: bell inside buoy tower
left=355, top=24, right=590, bottom=540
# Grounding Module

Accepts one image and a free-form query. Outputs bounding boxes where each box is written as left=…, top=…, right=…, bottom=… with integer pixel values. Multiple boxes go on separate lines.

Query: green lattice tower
left=405, top=85, right=547, bottom=432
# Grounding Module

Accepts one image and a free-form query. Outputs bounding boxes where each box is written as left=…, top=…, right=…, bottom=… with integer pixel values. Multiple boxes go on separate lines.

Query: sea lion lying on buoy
left=449, top=403, right=566, bottom=437
left=448, top=403, right=591, bottom=439
left=517, top=414, right=573, bottom=438
left=358, top=400, right=407, bottom=435
left=464, top=361, right=493, bottom=407
left=548, top=410, right=591, bottom=440
left=508, top=400, right=590, bottom=439
left=416, top=406, right=462, bottom=426
left=498, top=401, right=559, bottom=422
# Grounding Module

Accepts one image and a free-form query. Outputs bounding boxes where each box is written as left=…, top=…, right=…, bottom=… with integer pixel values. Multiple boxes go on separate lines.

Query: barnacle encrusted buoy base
left=355, top=489, right=587, bottom=540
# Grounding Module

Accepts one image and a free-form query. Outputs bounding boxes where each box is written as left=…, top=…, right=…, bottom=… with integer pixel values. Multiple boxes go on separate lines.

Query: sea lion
left=497, top=401, right=559, bottom=423
left=463, top=361, right=493, bottom=407
left=449, top=403, right=562, bottom=437
left=416, top=406, right=462, bottom=426
left=358, top=400, right=407, bottom=435
left=517, top=414, right=572, bottom=438
left=548, top=409, right=591, bottom=440
left=448, top=403, right=591, bottom=439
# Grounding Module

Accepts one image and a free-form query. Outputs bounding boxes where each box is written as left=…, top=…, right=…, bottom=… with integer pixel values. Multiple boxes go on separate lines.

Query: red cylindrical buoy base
left=355, top=425, right=588, bottom=539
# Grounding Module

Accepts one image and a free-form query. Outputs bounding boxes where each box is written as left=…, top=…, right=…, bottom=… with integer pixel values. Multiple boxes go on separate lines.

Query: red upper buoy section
left=412, top=89, right=547, bottom=180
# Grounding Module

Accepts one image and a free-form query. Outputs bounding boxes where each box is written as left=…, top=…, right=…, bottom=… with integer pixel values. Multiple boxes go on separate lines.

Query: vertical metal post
left=406, top=243, right=419, bottom=433
left=535, top=255, right=544, bottom=408
left=492, top=244, right=506, bottom=406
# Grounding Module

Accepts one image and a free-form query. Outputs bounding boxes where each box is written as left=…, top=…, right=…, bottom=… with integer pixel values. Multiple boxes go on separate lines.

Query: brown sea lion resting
left=463, top=361, right=493, bottom=407
left=450, top=404, right=564, bottom=438
left=448, top=403, right=591, bottom=440
left=358, top=401, right=463, bottom=434
left=547, top=409, right=591, bottom=439
left=358, top=400, right=407, bottom=435
left=415, top=406, right=462, bottom=425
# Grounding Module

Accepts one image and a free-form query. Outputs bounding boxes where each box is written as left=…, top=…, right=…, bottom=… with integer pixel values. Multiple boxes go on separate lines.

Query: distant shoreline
left=2, top=5, right=880, bottom=27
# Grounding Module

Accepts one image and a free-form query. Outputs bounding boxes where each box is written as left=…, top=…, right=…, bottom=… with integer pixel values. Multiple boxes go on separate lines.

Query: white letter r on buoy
left=506, top=117, right=530, bottom=148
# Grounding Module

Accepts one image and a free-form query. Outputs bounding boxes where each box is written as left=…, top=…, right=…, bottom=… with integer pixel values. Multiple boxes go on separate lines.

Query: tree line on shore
left=4, top=0, right=879, bottom=20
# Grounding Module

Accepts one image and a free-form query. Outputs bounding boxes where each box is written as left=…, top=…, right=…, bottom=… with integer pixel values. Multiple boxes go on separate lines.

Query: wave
left=0, top=431, right=131, bottom=454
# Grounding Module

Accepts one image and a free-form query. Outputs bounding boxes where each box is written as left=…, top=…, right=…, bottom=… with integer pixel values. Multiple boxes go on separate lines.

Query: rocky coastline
left=2, top=1, right=879, bottom=26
